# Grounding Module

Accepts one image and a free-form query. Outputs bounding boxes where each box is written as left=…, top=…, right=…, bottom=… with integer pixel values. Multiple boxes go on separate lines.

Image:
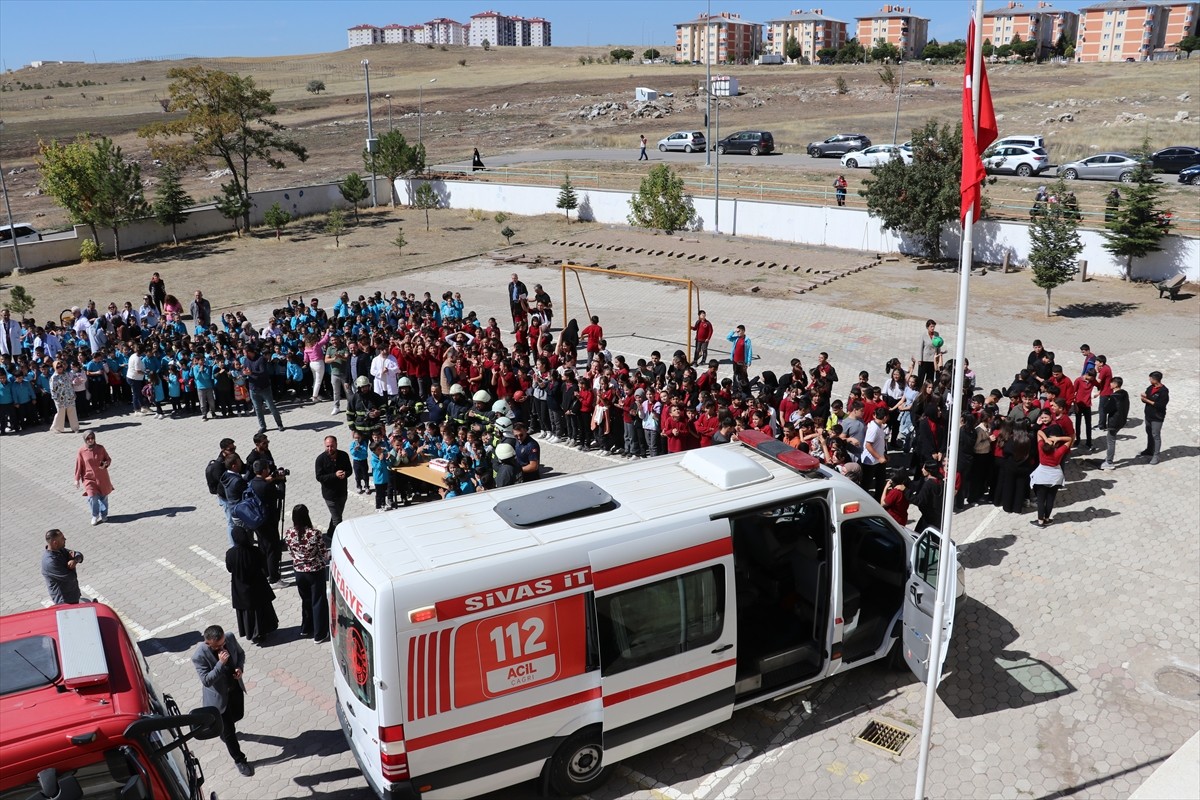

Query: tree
left=3, top=286, right=35, bottom=316
left=871, top=39, right=901, bottom=63
left=1177, top=34, right=1199, bottom=55
left=982, top=38, right=995, bottom=58
left=370, top=129, right=426, bottom=206
left=152, top=163, right=193, bottom=245
left=643, top=48, right=661, bottom=61
left=89, top=136, right=148, bottom=260
left=1054, top=33, right=1069, bottom=57
left=413, top=183, right=439, bottom=231
left=306, top=79, right=326, bottom=94
left=835, top=76, right=849, bottom=94
left=482, top=39, right=491, bottom=51
left=921, top=39, right=943, bottom=61
left=325, top=209, right=347, bottom=247
left=500, top=225, right=516, bottom=245
left=878, top=64, right=898, bottom=93
left=1028, top=179, right=1083, bottom=316
left=816, top=46, right=838, bottom=64
left=785, top=36, right=802, bottom=63
left=340, top=172, right=370, bottom=222
left=263, top=202, right=291, bottom=240
left=609, top=48, right=634, bottom=63
left=628, top=164, right=695, bottom=234
left=214, top=181, right=251, bottom=236
left=860, top=119, right=964, bottom=260
left=140, top=67, right=308, bottom=233
left=1103, top=139, right=1169, bottom=281
left=391, top=227, right=407, bottom=255
left=835, top=39, right=865, bottom=64
left=1063, top=43, right=1075, bottom=60
left=556, top=174, right=578, bottom=222
left=36, top=135, right=104, bottom=247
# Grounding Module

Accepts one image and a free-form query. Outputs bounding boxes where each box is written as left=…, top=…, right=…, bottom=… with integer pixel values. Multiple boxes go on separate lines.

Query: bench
left=1156, top=274, right=1186, bottom=302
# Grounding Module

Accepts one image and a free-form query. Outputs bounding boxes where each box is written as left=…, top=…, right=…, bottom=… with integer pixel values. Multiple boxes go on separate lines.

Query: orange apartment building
left=983, top=2, right=1079, bottom=55
left=855, top=5, right=930, bottom=59
left=765, top=9, right=849, bottom=62
left=675, top=11, right=763, bottom=64
left=1075, top=0, right=1199, bottom=61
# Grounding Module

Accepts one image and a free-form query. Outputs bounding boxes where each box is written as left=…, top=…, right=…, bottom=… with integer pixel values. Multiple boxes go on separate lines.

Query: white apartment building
left=381, top=24, right=418, bottom=44
left=529, top=17, right=552, bottom=45
left=347, top=24, right=382, bottom=47
left=424, top=18, right=467, bottom=45
left=470, top=10, right=516, bottom=46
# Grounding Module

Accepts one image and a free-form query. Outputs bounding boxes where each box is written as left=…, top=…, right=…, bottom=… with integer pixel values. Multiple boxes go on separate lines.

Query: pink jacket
left=303, top=332, right=330, bottom=363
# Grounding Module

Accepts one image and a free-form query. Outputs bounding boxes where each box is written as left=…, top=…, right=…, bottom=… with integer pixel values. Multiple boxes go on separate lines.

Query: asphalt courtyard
left=1, top=252, right=1197, bottom=800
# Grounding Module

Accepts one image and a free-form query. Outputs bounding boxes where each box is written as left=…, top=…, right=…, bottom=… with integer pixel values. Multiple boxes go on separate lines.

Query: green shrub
left=80, top=239, right=102, bottom=262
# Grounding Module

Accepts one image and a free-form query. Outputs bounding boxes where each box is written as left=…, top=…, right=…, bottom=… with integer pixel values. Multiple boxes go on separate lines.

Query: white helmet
left=495, top=443, right=516, bottom=460
left=494, top=416, right=513, bottom=431
left=398, top=376, right=413, bottom=389
left=473, top=390, right=492, bottom=404
left=449, top=383, right=464, bottom=395
left=492, top=399, right=511, bottom=416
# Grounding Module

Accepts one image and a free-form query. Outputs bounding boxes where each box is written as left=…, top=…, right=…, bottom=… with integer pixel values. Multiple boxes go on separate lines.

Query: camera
left=276, top=468, right=290, bottom=478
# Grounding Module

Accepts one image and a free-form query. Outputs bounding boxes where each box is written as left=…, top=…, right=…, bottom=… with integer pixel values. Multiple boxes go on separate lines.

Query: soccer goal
left=559, top=262, right=702, bottom=363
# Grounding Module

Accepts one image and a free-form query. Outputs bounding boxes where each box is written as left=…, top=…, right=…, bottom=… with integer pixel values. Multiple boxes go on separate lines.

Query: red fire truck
left=0, top=602, right=221, bottom=800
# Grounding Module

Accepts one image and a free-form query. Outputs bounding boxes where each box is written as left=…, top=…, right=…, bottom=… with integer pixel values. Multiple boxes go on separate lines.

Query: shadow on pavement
left=1056, top=476, right=1116, bottom=505
left=104, top=505, right=196, bottom=523
left=1032, top=751, right=1170, bottom=799
left=138, top=630, right=200, bottom=658
left=85, top=421, right=141, bottom=434
left=241, top=728, right=350, bottom=765
left=286, top=420, right=342, bottom=433
left=1050, top=507, right=1120, bottom=524
left=939, top=596, right=1074, bottom=718
left=291, top=766, right=374, bottom=798
left=1054, top=301, right=1140, bottom=318
left=958, top=533, right=1017, bottom=569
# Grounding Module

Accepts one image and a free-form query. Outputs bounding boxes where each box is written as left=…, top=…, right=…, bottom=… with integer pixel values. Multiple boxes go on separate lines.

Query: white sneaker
left=331, top=406, right=341, bottom=415
left=90, top=516, right=98, bottom=526
left=1099, top=461, right=1115, bottom=470
left=549, top=435, right=561, bottom=443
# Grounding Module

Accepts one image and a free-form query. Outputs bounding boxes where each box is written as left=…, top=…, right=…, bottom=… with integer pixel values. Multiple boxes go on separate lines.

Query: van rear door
left=901, top=527, right=958, bottom=685
left=330, top=558, right=386, bottom=790
left=589, top=523, right=737, bottom=763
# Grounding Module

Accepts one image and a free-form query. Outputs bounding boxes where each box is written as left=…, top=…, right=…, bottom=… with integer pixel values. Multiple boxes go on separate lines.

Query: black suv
left=807, top=133, right=871, bottom=158
left=716, top=131, right=775, bottom=156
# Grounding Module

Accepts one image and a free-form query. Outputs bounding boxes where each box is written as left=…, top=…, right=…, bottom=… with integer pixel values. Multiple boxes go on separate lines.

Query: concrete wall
left=4, top=174, right=1195, bottom=283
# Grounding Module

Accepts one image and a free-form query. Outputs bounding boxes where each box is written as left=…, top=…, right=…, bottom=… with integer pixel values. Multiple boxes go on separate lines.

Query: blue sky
left=0, top=0, right=1093, bottom=68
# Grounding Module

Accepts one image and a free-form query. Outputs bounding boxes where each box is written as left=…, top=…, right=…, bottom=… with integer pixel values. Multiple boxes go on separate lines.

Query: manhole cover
left=855, top=718, right=915, bottom=757
left=1155, top=667, right=1200, bottom=700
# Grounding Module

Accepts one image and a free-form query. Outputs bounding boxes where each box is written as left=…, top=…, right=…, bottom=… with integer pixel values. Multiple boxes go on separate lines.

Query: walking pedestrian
left=49, top=359, right=81, bottom=433
left=691, top=310, right=713, bottom=366
left=833, top=174, right=848, bottom=207
left=507, top=273, right=529, bottom=332
left=41, top=529, right=85, bottom=605
left=74, top=432, right=113, bottom=525
left=1099, top=377, right=1130, bottom=470
left=472, top=147, right=485, bottom=171
left=1138, top=371, right=1169, bottom=464
left=191, top=625, right=254, bottom=777
left=241, top=343, right=284, bottom=434
left=225, top=527, right=278, bottom=644
left=638, top=134, right=649, bottom=161
left=283, top=504, right=331, bottom=643
left=1030, top=424, right=1072, bottom=527
left=314, top=435, right=351, bottom=544
left=913, top=319, right=944, bottom=388
left=907, top=460, right=944, bottom=532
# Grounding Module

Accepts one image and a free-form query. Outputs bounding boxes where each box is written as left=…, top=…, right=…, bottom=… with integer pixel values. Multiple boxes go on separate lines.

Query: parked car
left=991, top=134, right=1047, bottom=152
left=0, top=223, right=42, bottom=247
left=1057, top=153, right=1142, bottom=182
left=657, top=131, right=707, bottom=153
left=716, top=130, right=775, bottom=156
left=1178, top=164, right=1200, bottom=185
left=841, top=144, right=910, bottom=169
left=1151, top=146, right=1200, bottom=174
left=808, top=133, right=871, bottom=158
left=982, top=144, right=1051, bottom=177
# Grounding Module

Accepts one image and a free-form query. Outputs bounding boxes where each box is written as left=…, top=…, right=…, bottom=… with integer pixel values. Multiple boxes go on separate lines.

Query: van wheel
left=547, top=727, right=610, bottom=796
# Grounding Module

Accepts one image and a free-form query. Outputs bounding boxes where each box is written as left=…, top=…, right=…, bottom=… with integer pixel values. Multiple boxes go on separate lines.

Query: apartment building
left=982, top=2, right=1078, bottom=55
left=528, top=17, right=552, bottom=46
left=422, top=18, right=467, bottom=46
left=765, top=9, right=849, bottom=62
left=675, top=11, right=763, bottom=64
left=347, top=24, right=382, bottom=48
left=855, top=5, right=929, bottom=59
left=470, top=10, right=516, bottom=46
left=1075, top=0, right=1199, bottom=61
left=381, top=24, right=419, bottom=44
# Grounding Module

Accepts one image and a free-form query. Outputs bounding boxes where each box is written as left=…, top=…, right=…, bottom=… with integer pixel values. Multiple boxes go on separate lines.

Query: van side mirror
left=188, top=706, right=223, bottom=740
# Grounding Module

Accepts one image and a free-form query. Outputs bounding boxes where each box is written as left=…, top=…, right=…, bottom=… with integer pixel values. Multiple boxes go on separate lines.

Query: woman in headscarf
left=74, top=432, right=113, bottom=525
left=225, top=526, right=278, bottom=644
left=50, top=360, right=80, bottom=434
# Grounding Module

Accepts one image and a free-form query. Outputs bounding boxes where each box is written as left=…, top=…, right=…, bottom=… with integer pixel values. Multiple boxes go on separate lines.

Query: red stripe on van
left=407, top=687, right=602, bottom=751
left=602, top=658, right=737, bottom=707
left=426, top=631, right=437, bottom=719
left=592, top=538, right=732, bottom=591
left=438, top=629, right=453, bottom=714
left=406, top=637, right=418, bottom=722
left=415, top=634, right=427, bottom=720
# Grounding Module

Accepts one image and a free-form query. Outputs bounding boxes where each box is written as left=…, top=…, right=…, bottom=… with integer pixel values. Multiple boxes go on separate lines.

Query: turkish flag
left=961, top=19, right=998, bottom=225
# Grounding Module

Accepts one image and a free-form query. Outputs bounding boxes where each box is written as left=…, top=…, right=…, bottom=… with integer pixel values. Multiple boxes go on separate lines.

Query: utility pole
left=385, top=94, right=393, bottom=130
left=362, top=60, right=378, bottom=207
left=0, top=121, right=23, bottom=275
left=705, top=0, right=712, bottom=167
left=419, top=78, right=437, bottom=148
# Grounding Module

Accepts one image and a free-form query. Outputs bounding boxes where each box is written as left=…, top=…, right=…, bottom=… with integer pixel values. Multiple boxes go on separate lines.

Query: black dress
left=226, top=527, right=278, bottom=641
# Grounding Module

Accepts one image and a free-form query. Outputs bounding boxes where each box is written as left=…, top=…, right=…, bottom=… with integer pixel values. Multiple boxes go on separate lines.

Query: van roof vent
left=680, top=447, right=773, bottom=490
left=495, top=481, right=617, bottom=528
left=56, top=606, right=109, bottom=689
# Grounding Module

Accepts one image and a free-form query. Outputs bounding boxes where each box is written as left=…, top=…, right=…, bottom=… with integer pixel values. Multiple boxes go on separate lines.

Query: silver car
left=657, top=131, right=706, bottom=153
left=1057, top=152, right=1141, bottom=182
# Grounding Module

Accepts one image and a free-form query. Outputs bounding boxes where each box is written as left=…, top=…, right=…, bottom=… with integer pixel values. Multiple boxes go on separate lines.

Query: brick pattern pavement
left=2, top=257, right=1196, bottom=800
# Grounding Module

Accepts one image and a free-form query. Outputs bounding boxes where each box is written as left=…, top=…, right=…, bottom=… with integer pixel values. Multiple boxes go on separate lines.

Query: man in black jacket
left=249, top=460, right=284, bottom=584
left=315, top=435, right=351, bottom=544
left=1138, top=371, right=1169, bottom=465
left=347, top=339, right=373, bottom=388
left=1099, top=377, right=1130, bottom=471
left=241, top=343, right=284, bottom=435
left=906, top=460, right=944, bottom=533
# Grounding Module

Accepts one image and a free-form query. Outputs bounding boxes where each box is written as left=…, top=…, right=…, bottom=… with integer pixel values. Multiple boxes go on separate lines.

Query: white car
left=656, top=131, right=707, bottom=153
left=0, top=223, right=42, bottom=247
left=982, top=144, right=1050, bottom=177
left=841, top=144, right=910, bottom=169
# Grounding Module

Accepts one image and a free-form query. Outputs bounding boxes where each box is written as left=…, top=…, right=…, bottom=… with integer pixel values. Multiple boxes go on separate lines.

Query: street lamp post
left=362, top=60, right=378, bottom=208
left=891, top=59, right=907, bottom=144
left=418, top=78, right=436, bottom=148
left=385, top=94, right=393, bottom=130
left=704, top=0, right=712, bottom=167
left=0, top=121, right=22, bottom=275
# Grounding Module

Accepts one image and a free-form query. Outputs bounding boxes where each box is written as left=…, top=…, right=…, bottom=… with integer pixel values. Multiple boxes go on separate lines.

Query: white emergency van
left=330, top=431, right=959, bottom=799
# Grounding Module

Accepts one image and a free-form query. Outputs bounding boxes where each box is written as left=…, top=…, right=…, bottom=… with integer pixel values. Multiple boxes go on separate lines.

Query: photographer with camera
left=249, top=459, right=285, bottom=585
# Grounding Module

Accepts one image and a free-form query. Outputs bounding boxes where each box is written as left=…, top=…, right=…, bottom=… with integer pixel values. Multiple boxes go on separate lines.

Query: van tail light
left=380, top=724, right=410, bottom=781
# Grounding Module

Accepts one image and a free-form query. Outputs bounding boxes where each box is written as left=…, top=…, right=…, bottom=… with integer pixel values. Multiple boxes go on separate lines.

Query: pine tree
left=263, top=202, right=292, bottom=240
left=627, top=164, right=695, bottom=234
left=152, top=164, right=193, bottom=245
left=325, top=209, right=347, bottom=247
left=1028, top=179, right=1083, bottom=317
left=339, top=172, right=370, bottom=222
left=1103, top=139, right=1169, bottom=281
left=556, top=174, right=578, bottom=223
left=413, top=183, right=438, bottom=231
left=214, top=182, right=251, bottom=236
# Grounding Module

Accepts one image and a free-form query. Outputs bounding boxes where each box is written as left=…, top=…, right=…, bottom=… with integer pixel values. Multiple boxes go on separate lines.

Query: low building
left=347, top=24, right=382, bottom=48
left=764, top=8, right=848, bottom=63
left=1075, top=0, right=1199, bottom=61
left=675, top=11, right=763, bottom=65
left=855, top=5, right=929, bottom=59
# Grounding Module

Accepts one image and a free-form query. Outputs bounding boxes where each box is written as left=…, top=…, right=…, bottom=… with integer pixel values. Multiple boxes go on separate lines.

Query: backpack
left=204, top=458, right=224, bottom=495
left=231, top=486, right=266, bottom=530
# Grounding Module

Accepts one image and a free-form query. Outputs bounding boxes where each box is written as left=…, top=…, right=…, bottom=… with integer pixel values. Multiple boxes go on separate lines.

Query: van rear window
left=333, top=583, right=376, bottom=710
left=1, top=636, right=59, bottom=695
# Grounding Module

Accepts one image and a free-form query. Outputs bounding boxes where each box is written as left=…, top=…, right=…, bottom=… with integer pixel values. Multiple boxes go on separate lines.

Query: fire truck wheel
left=547, top=726, right=611, bottom=796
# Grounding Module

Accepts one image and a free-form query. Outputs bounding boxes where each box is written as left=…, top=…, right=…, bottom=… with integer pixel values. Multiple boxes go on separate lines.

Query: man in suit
left=192, top=624, right=254, bottom=776
left=507, top=273, right=528, bottom=332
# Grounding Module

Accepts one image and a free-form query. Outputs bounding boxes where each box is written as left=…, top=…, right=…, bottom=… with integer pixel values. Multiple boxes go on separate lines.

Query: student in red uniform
left=882, top=469, right=910, bottom=527
left=691, top=310, right=713, bottom=366
left=580, top=316, right=604, bottom=360
left=1072, top=368, right=1096, bottom=450
left=1094, top=354, right=1113, bottom=428
left=1030, top=424, right=1072, bottom=527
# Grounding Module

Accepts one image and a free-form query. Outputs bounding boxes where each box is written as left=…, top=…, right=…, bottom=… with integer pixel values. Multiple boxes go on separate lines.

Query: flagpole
left=912, top=1, right=984, bottom=798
